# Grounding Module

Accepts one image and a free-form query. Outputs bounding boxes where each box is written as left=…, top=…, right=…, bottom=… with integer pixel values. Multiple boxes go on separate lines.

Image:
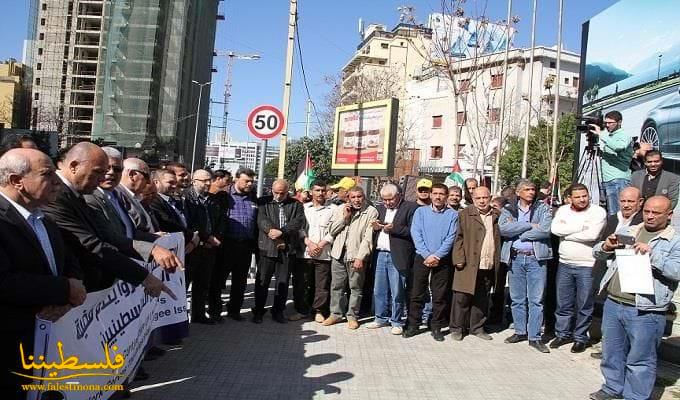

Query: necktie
left=28, top=213, right=58, bottom=276
left=111, top=191, right=135, bottom=238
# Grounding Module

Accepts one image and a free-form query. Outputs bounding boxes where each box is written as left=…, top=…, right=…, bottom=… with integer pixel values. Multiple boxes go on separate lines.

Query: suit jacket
left=257, top=196, right=305, bottom=257
left=373, top=201, right=418, bottom=271
left=41, top=182, right=149, bottom=291
left=599, top=211, right=644, bottom=240
left=148, top=193, right=194, bottom=244
left=185, top=188, right=223, bottom=242
left=452, top=206, right=501, bottom=295
left=0, top=195, right=81, bottom=333
left=631, top=169, right=680, bottom=208
left=84, top=188, right=157, bottom=260
left=115, top=185, right=157, bottom=233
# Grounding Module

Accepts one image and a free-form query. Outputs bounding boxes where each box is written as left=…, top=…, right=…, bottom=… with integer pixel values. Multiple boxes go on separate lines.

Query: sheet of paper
left=615, top=249, right=655, bottom=295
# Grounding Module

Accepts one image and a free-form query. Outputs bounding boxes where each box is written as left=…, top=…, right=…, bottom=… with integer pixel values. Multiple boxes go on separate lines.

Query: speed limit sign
left=247, top=105, right=285, bottom=140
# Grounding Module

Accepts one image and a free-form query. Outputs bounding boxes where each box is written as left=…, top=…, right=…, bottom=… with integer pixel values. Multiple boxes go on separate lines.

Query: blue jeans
left=603, top=178, right=630, bottom=216
left=600, top=298, right=665, bottom=400
left=373, top=251, right=407, bottom=327
left=508, top=255, right=546, bottom=341
left=555, top=263, right=594, bottom=343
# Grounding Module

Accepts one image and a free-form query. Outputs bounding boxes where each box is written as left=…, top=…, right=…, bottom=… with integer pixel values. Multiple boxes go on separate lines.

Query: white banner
left=25, top=233, right=187, bottom=400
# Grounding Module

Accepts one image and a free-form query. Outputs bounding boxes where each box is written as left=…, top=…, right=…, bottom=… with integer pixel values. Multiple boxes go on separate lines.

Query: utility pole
left=304, top=99, right=311, bottom=138
left=521, top=0, right=537, bottom=179
left=550, top=0, right=564, bottom=183
left=191, top=80, right=212, bottom=173
left=277, top=0, right=297, bottom=179
left=492, top=0, right=513, bottom=194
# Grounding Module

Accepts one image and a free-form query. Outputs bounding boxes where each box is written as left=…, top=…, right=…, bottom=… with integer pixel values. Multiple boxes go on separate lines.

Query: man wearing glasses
left=589, top=110, right=634, bottom=215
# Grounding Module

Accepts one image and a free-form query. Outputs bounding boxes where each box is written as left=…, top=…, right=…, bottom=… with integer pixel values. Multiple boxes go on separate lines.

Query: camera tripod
left=576, top=144, right=607, bottom=208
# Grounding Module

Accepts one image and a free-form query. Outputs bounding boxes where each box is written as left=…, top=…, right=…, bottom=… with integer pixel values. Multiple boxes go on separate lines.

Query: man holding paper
left=590, top=196, right=680, bottom=400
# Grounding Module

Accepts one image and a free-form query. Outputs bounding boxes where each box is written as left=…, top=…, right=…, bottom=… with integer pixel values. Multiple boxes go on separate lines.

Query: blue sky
left=0, top=0, right=619, bottom=145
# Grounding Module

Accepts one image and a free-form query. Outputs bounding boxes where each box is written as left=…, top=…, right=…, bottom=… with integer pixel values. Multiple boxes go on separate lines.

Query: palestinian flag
left=294, top=151, right=316, bottom=191
left=444, top=160, right=465, bottom=187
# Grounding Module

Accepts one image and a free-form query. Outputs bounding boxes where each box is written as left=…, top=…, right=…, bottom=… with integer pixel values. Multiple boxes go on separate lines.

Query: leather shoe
left=589, top=389, right=623, bottom=400
left=529, top=340, right=550, bottom=353
left=591, top=352, right=603, bottom=359
left=450, top=330, right=464, bottom=341
left=272, top=313, right=287, bottom=324
left=549, top=336, right=573, bottom=349
left=192, top=316, right=216, bottom=325
left=431, top=328, right=445, bottom=342
left=252, top=314, right=263, bottom=324
left=571, top=341, right=589, bottom=353
left=322, top=315, right=342, bottom=326
left=228, top=313, right=244, bottom=321
left=504, top=334, right=528, bottom=344
left=402, top=327, right=418, bottom=338
left=473, top=332, right=493, bottom=341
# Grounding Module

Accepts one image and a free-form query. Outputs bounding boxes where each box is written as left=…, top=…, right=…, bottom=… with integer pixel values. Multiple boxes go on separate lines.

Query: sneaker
left=589, top=389, right=623, bottom=400
left=529, top=340, right=550, bottom=353
left=347, top=319, right=360, bottom=330
left=365, top=321, right=388, bottom=329
left=314, top=313, right=325, bottom=323
left=287, top=312, right=306, bottom=321
left=390, top=326, right=403, bottom=335
left=504, top=334, right=528, bottom=344
left=322, top=315, right=342, bottom=326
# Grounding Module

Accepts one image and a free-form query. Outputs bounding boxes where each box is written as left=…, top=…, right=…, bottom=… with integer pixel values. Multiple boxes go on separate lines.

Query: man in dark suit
left=149, top=168, right=198, bottom=249
left=0, top=148, right=87, bottom=399
left=252, top=179, right=305, bottom=323
left=41, top=142, right=174, bottom=297
left=630, top=150, right=680, bottom=208
left=184, top=169, right=223, bottom=324
left=117, top=157, right=158, bottom=233
left=365, top=183, right=418, bottom=335
left=84, top=147, right=181, bottom=271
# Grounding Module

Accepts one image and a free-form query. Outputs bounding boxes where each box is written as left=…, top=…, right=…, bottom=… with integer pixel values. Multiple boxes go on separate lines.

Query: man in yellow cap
left=329, top=177, right=355, bottom=206
left=416, top=178, right=432, bottom=206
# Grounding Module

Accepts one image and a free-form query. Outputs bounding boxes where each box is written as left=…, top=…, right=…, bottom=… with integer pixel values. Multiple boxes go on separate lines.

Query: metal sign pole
left=257, top=139, right=268, bottom=197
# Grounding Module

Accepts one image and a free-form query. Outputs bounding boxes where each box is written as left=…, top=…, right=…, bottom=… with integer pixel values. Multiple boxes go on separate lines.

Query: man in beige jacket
left=323, top=185, right=379, bottom=329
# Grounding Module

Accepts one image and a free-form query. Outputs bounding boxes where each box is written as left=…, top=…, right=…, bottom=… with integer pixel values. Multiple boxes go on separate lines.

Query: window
left=40, top=18, right=46, bottom=26
left=381, top=43, right=388, bottom=49
left=41, top=3, right=47, bottom=10
left=550, top=61, right=556, bottom=68
left=457, top=111, right=467, bottom=125
left=490, top=73, right=503, bottom=89
left=487, top=107, right=500, bottom=123
left=38, top=48, right=43, bottom=55
left=564, top=77, right=569, bottom=84
left=35, top=78, right=41, bottom=86
left=572, top=76, right=579, bottom=88
left=39, top=33, right=44, bottom=40
left=458, top=78, right=471, bottom=92
left=432, top=115, right=442, bottom=129
left=34, top=92, right=40, bottom=100
left=36, top=63, right=42, bottom=70
left=430, top=146, right=443, bottom=159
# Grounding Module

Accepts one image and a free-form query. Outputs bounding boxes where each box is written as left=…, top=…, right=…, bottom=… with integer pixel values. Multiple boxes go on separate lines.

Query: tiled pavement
left=129, top=283, right=677, bottom=400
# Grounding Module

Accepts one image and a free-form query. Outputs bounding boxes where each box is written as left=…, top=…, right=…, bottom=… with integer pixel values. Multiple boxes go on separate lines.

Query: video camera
left=576, top=110, right=605, bottom=150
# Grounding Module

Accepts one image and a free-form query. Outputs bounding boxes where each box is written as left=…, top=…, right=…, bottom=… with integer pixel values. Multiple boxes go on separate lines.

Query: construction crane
left=213, top=51, right=261, bottom=144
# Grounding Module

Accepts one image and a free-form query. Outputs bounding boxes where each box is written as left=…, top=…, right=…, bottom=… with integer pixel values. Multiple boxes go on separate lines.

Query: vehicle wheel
left=640, top=121, right=660, bottom=149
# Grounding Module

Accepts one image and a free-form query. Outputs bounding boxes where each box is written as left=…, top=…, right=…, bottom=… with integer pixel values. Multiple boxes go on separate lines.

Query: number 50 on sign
left=247, top=105, right=285, bottom=140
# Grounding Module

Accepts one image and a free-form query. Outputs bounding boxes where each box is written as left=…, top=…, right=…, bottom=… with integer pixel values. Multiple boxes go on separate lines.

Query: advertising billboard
left=580, top=0, right=680, bottom=169
left=331, top=98, right=398, bottom=177
left=427, top=13, right=513, bottom=60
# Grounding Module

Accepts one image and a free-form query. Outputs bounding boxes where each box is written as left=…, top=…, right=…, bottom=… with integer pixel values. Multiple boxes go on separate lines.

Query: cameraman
left=589, top=110, right=633, bottom=215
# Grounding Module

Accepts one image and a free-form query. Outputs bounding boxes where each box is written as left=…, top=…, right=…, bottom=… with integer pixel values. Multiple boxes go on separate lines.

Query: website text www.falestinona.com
left=21, top=382, right=124, bottom=392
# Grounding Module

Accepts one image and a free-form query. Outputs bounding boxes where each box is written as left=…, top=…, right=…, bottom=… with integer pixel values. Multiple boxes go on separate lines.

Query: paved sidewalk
left=129, top=284, right=679, bottom=400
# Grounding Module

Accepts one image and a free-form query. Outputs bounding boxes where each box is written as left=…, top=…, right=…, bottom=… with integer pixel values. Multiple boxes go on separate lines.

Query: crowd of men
left=1, top=115, right=680, bottom=400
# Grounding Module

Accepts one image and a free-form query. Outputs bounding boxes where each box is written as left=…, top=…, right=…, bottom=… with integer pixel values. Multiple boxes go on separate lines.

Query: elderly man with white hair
left=117, top=156, right=158, bottom=232
left=365, top=183, right=418, bottom=335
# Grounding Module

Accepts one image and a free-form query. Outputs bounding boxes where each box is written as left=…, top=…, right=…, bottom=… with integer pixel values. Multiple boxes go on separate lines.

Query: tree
left=499, top=113, right=577, bottom=190
left=264, top=157, right=279, bottom=178
left=283, top=134, right=337, bottom=184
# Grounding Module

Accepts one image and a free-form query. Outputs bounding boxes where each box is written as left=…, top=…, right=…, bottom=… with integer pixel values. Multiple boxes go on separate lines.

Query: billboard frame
left=331, top=98, right=398, bottom=177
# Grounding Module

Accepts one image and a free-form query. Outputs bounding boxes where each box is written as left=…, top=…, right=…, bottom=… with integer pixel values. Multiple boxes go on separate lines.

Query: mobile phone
left=615, top=233, right=636, bottom=246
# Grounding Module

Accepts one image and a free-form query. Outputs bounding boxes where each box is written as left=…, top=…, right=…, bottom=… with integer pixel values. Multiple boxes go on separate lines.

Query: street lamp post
left=191, top=80, right=212, bottom=172
left=658, top=54, right=663, bottom=83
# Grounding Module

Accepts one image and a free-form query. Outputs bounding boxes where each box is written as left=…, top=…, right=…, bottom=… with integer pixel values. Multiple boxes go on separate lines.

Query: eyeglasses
left=132, top=170, right=149, bottom=180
